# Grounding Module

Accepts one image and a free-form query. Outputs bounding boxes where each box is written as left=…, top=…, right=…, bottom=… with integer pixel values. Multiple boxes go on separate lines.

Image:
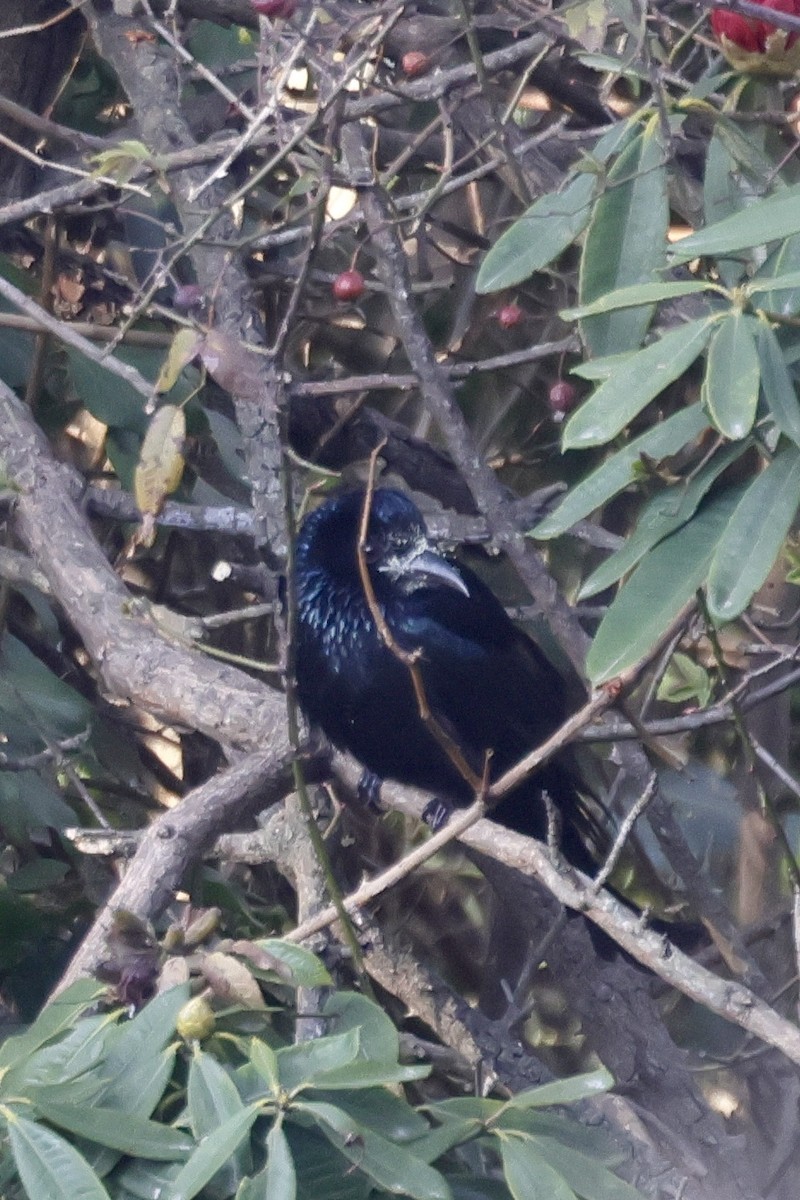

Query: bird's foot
left=357, top=769, right=385, bottom=813
left=422, top=798, right=453, bottom=831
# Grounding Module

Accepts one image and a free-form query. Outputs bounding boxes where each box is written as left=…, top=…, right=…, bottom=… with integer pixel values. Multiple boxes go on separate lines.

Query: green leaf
left=706, top=445, right=800, bottom=621
left=506, top=1069, right=613, bottom=1109
left=476, top=173, right=598, bottom=293
left=671, top=180, right=800, bottom=264
left=585, top=487, right=745, bottom=683
left=249, top=1037, right=280, bottom=1094
left=524, top=1134, right=645, bottom=1200
left=578, top=117, right=669, bottom=357
left=29, top=1099, right=192, bottom=1160
left=305, top=1062, right=430, bottom=1090
left=562, top=316, right=716, bottom=449
left=283, top=1124, right=372, bottom=1200
left=114, top=1159, right=183, bottom=1199
left=749, top=231, right=800, bottom=316
left=65, top=346, right=150, bottom=433
left=298, top=1100, right=451, bottom=1200
left=756, top=322, right=800, bottom=447
left=748, top=269, right=800, bottom=298
left=561, top=279, right=715, bottom=320
left=578, top=443, right=746, bottom=598
left=4, top=1015, right=111, bottom=1096
left=256, top=940, right=332, bottom=988
left=571, top=349, right=636, bottom=381
left=404, top=1118, right=482, bottom=1165
left=263, top=1120, right=297, bottom=1200
left=534, top=404, right=710, bottom=538
left=167, top=1103, right=261, bottom=1200
left=188, top=1046, right=250, bottom=1130
left=7, top=1112, right=111, bottom=1200
left=322, top=992, right=400, bottom=1064
left=96, top=986, right=189, bottom=1114
left=277, top=1030, right=361, bottom=1092
left=0, top=980, right=104, bottom=1073
left=702, top=122, right=767, bottom=286
left=702, top=312, right=760, bottom=440
left=321, top=1088, right=429, bottom=1143
left=656, top=652, right=713, bottom=707
left=497, top=1134, right=577, bottom=1200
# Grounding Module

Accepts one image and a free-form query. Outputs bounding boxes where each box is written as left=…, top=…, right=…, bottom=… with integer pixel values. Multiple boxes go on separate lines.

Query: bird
left=293, top=486, right=602, bottom=859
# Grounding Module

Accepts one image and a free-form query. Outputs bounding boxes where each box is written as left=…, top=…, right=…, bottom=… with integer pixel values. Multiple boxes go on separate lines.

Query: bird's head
left=297, top=488, right=469, bottom=599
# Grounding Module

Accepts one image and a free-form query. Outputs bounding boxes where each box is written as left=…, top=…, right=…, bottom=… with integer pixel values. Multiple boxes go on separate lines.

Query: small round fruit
left=497, top=303, right=523, bottom=329
left=548, top=380, right=578, bottom=421
left=402, top=51, right=431, bottom=78
left=332, top=269, right=365, bottom=302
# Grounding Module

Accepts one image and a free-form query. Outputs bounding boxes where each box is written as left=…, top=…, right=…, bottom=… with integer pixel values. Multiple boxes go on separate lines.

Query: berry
left=548, top=381, right=577, bottom=422
left=251, top=0, right=296, bottom=17
left=401, top=51, right=431, bottom=78
left=332, top=269, right=365, bottom=302
left=497, top=303, right=523, bottom=329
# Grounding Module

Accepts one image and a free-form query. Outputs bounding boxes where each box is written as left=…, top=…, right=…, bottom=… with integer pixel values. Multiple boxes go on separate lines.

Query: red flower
left=711, top=0, right=800, bottom=74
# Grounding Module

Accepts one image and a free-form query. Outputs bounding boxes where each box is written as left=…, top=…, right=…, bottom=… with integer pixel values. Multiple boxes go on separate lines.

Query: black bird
left=294, top=487, right=599, bottom=853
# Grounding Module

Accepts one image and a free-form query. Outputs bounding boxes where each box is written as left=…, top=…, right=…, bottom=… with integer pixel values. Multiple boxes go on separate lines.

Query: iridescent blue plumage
left=294, top=488, right=593, bottom=847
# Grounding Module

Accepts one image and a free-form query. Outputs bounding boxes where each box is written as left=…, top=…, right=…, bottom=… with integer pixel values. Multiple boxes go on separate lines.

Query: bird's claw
left=357, top=769, right=385, bottom=813
left=422, top=798, right=453, bottom=831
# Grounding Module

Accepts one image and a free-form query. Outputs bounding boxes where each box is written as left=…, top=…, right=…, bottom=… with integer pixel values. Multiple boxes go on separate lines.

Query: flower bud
left=711, top=0, right=800, bottom=76
left=176, top=995, right=216, bottom=1042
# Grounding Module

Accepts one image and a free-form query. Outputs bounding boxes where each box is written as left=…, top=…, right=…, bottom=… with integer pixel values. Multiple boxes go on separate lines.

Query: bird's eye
left=361, top=537, right=380, bottom=562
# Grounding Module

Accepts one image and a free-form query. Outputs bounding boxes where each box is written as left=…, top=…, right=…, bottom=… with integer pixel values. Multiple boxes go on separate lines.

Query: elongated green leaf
left=561, top=279, right=715, bottom=320
left=702, top=312, right=761, bottom=439
left=249, top=1037, right=280, bottom=1094
left=534, top=404, right=710, bottom=538
left=579, top=443, right=746, bottom=598
left=30, top=1099, right=192, bottom=1160
left=187, top=1047, right=252, bottom=1191
left=298, top=1100, right=451, bottom=1200
left=748, top=269, right=800, bottom=297
left=707, top=445, right=800, bottom=621
left=749, top=231, right=800, bottom=316
left=188, top=1047, right=248, bottom=1136
left=671, top=181, right=800, bottom=263
left=404, top=1118, right=482, bottom=1166
left=498, top=1134, right=577, bottom=1200
left=526, top=1134, right=645, bottom=1200
left=8, top=1113, right=111, bottom=1200
left=563, top=317, right=716, bottom=449
left=585, top=488, right=744, bottom=683
left=264, top=1120, right=297, bottom=1200
left=256, top=940, right=332, bottom=987
left=702, top=122, right=767, bottom=286
left=2, top=1015, right=111, bottom=1100
left=579, top=117, right=668, bottom=356
left=322, top=991, right=402, bottom=1064
left=277, top=1029, right=360, bottom=1092
left=168, top=1103, right=261, bottom=1200
left=0, top=981, right=104, bottom=1073
left=507, top=1069, right=613, bottom=1110
left=756, top=323, right=800, bottom=447
left=571, top=349, right=635, bottom=380
left=303, top=1062, right=430, bottom=1090
left=476, top=172, right=598, bottom=293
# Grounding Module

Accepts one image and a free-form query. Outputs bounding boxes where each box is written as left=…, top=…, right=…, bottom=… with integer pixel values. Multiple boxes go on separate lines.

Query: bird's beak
left=381, top=542, right=470, bottom=596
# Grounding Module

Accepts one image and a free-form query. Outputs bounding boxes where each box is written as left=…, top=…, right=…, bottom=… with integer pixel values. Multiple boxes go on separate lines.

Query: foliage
left=0, top=968, right=631, bottom=1200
